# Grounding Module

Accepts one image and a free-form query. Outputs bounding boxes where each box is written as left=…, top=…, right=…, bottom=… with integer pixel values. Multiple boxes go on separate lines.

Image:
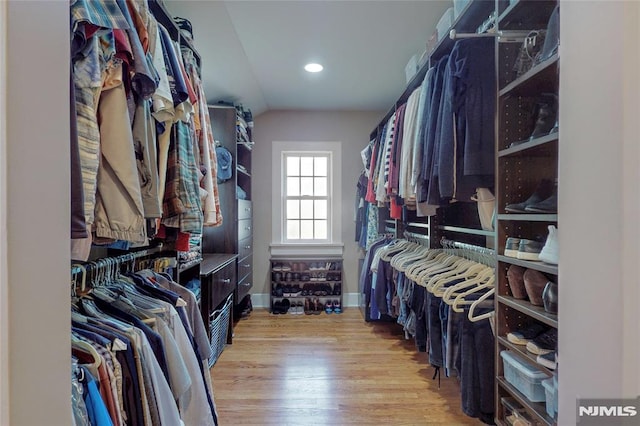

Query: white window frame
left=282, top=151, right=332, bottom=243
left=271, top=141, right=343, bottom=257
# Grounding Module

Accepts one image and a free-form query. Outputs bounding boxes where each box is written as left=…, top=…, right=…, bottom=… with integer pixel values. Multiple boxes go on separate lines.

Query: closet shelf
left=497, top=255, right=558, bottom=275
left=429, top=0, right=495, bottom=62
left=237, top=168, right=251, bottom=178
left=497, top=214, right=558, bottom=222
left=406, top=221, right=430, bottom=229
left=372, top=0, right=494, bottom=134
left=497, top=336, right=555, bottom=376
left=499, top=54, right=559, bottom=98
left=438, top=225, right=495, bottom=237
left=498, top=295, right=558, bottom=328
left=237, top=141, right=254, bottom=151
left=498, top=0, right=559, bottom=29
left=497, top=377, right=554, bottom=426
left=498, top=133, right=558, bottom=157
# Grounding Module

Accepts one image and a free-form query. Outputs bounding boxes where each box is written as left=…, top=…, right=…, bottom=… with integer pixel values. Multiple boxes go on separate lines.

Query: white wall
left=0, top=1, right=9, bottom=424
left=252, top=110, right=382, bottom=306
left=559, top=1, right=639, bottom=424
left=5, top=1, right=71, bottom=424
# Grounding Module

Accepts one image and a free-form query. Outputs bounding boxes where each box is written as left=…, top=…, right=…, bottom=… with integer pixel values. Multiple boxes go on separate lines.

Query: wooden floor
left=209, top=308, right=482, bottom=425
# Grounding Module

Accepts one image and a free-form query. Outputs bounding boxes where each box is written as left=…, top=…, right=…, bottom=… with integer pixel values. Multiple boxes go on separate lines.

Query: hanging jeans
left=460, top=301, right=495, bottom=424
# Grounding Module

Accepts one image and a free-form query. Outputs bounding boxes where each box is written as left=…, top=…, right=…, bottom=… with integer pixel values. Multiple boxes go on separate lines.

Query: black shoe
left=526, top=328, right=557, bottom=355
left=507, top=323, right=547, bottom=345
left=529, top=93, right=558, bottom=140
left=525, top=187, right=558, bottom=213
left=505, top=179, right=554, bottom=213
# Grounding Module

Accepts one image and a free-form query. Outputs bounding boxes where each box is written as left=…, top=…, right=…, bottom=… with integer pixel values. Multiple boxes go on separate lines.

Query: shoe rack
left=494, top=1, right=559, bottom=424
left=270, top=258, right=343, bottom=315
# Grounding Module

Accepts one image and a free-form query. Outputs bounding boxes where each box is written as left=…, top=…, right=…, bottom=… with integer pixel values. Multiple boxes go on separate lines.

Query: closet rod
left=449, top=29, right=530, bottom=42
left=440, top=237, right=494, bottom=256
left=404, top=231, right=430, bottom=245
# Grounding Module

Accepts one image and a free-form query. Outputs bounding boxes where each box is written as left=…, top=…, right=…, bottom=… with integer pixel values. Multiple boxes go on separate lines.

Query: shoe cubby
left=270, top=258, right=343, bottom=315
left=495, top=1, right=559, bottom=424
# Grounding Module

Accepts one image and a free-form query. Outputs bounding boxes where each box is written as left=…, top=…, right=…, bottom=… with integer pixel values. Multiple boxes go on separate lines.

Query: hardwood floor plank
left=210, top=308, right=482, bottom=425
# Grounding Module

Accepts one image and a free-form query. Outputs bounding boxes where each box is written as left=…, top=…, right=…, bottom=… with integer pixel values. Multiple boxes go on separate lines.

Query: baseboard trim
left=251, top=292, right=360, bottom=308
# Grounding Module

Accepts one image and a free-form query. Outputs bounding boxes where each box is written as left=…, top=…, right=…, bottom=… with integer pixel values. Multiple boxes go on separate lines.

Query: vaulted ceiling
left=165, top=0, right=452, bottom=115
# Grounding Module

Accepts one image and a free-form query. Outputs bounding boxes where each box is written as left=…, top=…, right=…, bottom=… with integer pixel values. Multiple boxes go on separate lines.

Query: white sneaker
left=539, top=225, right=559, bottom=265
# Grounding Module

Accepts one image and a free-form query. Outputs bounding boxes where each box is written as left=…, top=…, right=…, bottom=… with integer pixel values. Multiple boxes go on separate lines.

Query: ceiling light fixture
left=304, top=63, right=323, bottom=73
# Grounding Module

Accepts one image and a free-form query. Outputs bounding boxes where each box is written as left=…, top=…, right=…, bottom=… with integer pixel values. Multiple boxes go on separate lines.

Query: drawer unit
left=237, top=254, right=252, bottom=282
left=238, top=218, right=252, bottom=241
left=238, top=236, right=252, bottom=260
left=238, top=199, right=252, bottom=220
left=237, top=273, right=253, bottom=302
left=209, top=258, right=237, bottom=309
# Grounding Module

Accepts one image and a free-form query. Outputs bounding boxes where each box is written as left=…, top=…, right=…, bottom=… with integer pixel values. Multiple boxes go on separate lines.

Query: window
left=283, top=152, right=331, bottom=242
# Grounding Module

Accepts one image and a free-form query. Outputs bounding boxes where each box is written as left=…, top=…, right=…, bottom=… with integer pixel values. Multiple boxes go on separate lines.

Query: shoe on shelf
left=526, top=328, right=557, bottom=355
left=524, top=269, right=550, bottom=306
left=539, top=225, right=559, bottom=265
left=332, top=300, right=342, bottom=314
left=542, top=281, right=558, bottom=314
left=506, top=265, right=528, bottom=299
left=304, top=298, right=313, bottom=315
left=272, top=300, right=283, bottom=314
left=273, top=263, right=283, bottom=272
left=529, top=93, right=558, bottom=140
left=504, top=237, right=521, bottom=258
left=281, top=298, right=291, bottom=314
left=281, top=264, right=292, bottom=272
left=525, top=185, right=557, bottom=213
left=505, top=179, right=554, bottom=213
left=506, top=323, right=547, bottom=345
left=517, top=239, right=544, bottom=261
left=325, top=301, right=333, bottom=314
left=536, top=351, right=557, bottom=370
left=313, top=298, right=322, bottom=315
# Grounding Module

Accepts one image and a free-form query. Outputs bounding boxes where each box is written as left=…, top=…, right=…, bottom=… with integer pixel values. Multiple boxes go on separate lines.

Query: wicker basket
left=208, top=294, right=233, bottom=367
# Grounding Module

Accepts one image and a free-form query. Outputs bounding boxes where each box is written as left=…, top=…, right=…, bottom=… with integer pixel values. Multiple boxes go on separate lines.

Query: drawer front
left=238, top=218, right=252, bottom=241
left=210, top=260, right=237, bottom=309
left=237, top=273, right=253, bottom=302
left=238, top=254, right=252, bottom=282
left=238, top=199, right=252, bottom=220
left=238, top=236, right=253, bottom=260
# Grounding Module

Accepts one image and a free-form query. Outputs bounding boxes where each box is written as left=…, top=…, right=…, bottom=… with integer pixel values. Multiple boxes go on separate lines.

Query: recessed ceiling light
left=304, top=63, right=323, bottom=73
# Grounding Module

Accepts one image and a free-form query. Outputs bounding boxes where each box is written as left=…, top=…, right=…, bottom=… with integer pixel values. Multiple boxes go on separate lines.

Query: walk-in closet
left=2, top=1, right=639, bottom=425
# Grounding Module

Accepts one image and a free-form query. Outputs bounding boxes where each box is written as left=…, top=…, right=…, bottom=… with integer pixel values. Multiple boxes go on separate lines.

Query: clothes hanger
left=405, top=251, right=448, bottom=281
left=417, top=254, right=466, bottom=288
left=431, top=262, right=491, bottom=297
left=450, top=279, right=495, bottom=312
left=441, top=267, right=495, bottom=304
left=467, top=287, right=496, bottom=322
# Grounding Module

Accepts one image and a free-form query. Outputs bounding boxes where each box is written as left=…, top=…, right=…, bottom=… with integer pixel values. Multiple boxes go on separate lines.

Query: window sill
left=270, top=243, right=344, bottom=258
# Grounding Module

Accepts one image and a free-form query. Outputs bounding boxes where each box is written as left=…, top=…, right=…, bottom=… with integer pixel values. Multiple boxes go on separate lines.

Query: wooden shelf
left=237, top=141, right=253, bottom=151
left=439, top=225, right=495, bottom=237
left=497, top=336, right=555, bottom=376
left=237, top=167, right=251, bottom=178
left=497, top=255, right=558, bottom=275
left=497, top=214, right=558, bottom=222
left=430, top=0, right=495, bottom=62
left=499, top=133, right=558, bottom=157
left=499, top=54, right=559, bottom=97
left=497, top=377, right=554, bottom=426
left=498, top=295, right=558, bottom=328
left=372, top=0, right=494, bottom=135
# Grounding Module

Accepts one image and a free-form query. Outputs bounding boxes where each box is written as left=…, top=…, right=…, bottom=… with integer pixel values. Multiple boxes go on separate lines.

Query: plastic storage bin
left=541, top=377, right=558, bottom=418
left=454, top=0, right=472, bottom=19
left=501, top=350, right=549, bottom=402
left=436, top=7, right=455, bottom=41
